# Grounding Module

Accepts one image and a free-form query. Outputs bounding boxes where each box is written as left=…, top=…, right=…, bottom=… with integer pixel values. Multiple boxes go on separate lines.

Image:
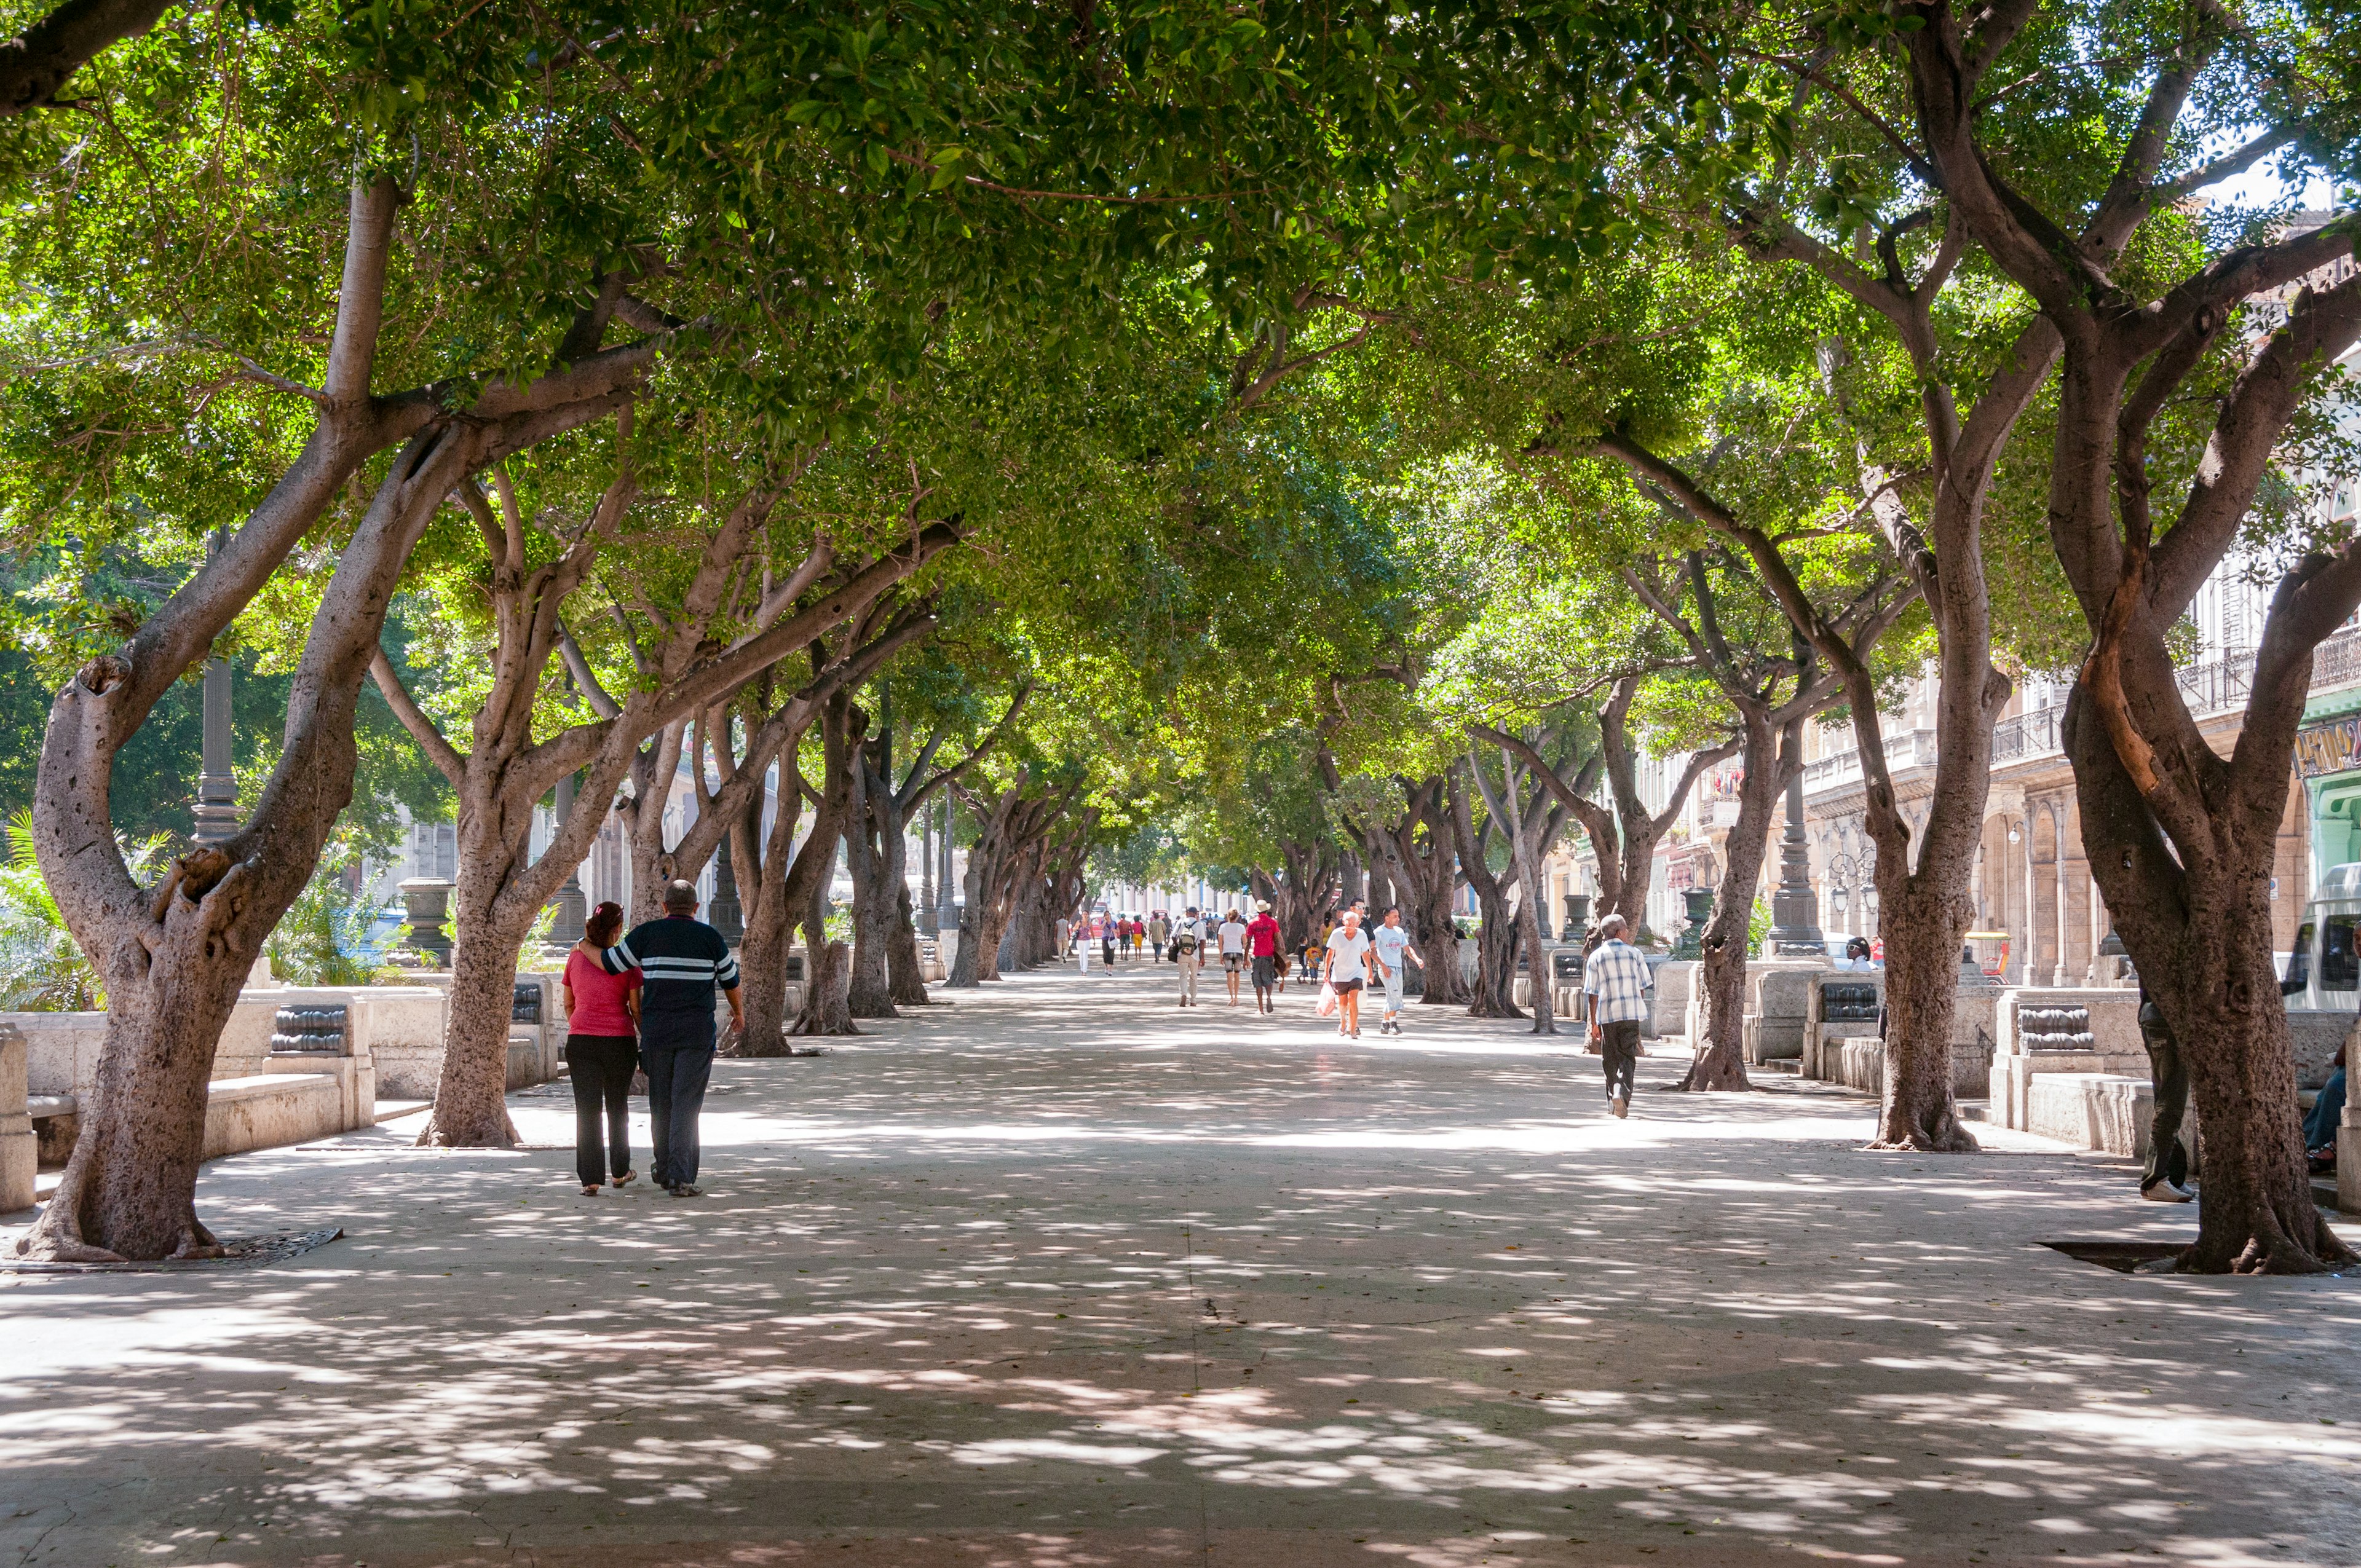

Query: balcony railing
left=1801, top=727, right=1939, bottom=795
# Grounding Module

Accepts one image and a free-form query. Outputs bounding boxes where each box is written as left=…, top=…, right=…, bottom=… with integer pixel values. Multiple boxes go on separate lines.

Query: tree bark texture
left=1447, top=763, right=1525, bottom=1020
left=1685, top=712, right=1797, bottom=1093
left=1903, top=0, right=2361, bottom=1264
left=1358, top=776, right=1469, bottom=1007
left=0, top=0, right=173, bottom=118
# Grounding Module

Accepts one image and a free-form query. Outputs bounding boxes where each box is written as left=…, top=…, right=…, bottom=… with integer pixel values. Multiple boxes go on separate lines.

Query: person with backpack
left=1171, top=906, right=1205, bottom=1005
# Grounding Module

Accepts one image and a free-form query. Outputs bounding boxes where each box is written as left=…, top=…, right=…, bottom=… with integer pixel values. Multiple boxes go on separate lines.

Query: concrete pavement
left=2, top=960, right=2356, bottom=1567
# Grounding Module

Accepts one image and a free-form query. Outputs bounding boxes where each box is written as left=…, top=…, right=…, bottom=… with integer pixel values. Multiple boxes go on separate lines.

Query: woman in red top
left=564, top=902, right=642, bottom=1195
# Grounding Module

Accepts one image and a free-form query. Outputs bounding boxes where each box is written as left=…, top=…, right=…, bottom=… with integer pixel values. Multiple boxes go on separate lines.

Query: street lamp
left=191, top=528, right=240, bottom=848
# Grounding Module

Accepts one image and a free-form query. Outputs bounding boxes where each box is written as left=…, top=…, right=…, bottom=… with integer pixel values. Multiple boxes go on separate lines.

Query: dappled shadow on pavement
left=1, top=964, right=2355, bottom=1567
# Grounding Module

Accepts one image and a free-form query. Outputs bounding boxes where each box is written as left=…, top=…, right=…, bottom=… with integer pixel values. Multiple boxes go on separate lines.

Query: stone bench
left=1, top=1025, right=30, bottom=1213
left=1814, top=1036, right=1995, bottom=1102
left=200, top=1072, right=350, bottom=1161
left=26, top=1092, right=76, bottom=1165
left=2025, top=1072, right=2154, bottom=1159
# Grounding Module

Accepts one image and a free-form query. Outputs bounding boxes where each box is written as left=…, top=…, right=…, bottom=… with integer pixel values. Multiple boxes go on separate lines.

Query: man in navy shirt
left=604, top=879, right=742, bottom=1196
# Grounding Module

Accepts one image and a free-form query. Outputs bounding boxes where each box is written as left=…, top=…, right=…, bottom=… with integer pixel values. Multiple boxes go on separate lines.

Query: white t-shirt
left=1327, top=926, right=1373, bottom=979
left=1219, top=918, right=1248, bottom=955
left=1370, top=924, right=1412, bottom=975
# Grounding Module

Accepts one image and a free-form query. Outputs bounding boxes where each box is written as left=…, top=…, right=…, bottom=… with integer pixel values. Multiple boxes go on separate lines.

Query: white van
left=2284, top=862, right=2361, bottom=1012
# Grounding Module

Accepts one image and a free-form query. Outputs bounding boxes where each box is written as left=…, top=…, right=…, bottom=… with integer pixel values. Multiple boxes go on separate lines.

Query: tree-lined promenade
left=1, top=0, right=2355, bottom=1283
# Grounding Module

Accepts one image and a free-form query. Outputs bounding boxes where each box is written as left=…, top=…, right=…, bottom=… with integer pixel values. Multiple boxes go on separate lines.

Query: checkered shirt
left=1582, top=939, right=1653, bottom=1025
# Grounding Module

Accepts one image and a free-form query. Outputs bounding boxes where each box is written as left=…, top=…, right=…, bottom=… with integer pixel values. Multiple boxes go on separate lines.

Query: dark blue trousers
left=641, top=1014, right=716, bottom=1188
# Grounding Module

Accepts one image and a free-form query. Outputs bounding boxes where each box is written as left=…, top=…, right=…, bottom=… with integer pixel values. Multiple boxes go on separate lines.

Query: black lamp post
left=1766, top=770, right=1826, bottom=956
left=191, top=529, right=240, bottom=847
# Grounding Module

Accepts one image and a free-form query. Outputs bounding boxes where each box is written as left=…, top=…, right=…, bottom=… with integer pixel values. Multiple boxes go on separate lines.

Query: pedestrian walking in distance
left=1324, top=907, right=1375, bottom=1038
left=1581, top=913, right=1653, bottom=1118
left=1218, top=908, right=1249, bottom=1006
left=1370, top=906, right=1422, bottom=1036
left=1150, top=910, right=1170, bottom=961
left=1172, top=907, right=1204, bottom=1006
left=564, top=900, right=641, bottom=1195
left=601, top=880, right=742, bottom=1196
left=1246, top=900, right=1283, bottom=1013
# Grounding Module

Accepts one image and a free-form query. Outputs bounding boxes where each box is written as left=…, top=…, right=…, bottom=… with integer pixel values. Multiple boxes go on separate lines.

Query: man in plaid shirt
left=1582, top=913, right=1653, bottom=1119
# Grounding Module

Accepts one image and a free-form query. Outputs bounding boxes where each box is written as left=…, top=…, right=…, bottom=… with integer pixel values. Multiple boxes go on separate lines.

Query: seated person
left=2308, top=1041, right=2346, bottom=1173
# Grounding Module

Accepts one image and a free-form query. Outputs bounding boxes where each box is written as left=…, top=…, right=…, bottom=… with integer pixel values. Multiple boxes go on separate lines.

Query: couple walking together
left=1318, top=907, right=1420, bottom=1036
left=561, top=880, right=743, bottom=1198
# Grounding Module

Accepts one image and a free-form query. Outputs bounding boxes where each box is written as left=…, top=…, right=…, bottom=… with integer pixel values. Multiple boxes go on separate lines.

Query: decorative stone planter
left=397, top=878, right=455, bottom=966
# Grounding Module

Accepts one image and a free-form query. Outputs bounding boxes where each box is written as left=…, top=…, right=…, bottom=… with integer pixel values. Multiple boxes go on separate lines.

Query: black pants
left=568, top=1034, right=638, bottom=1187
left=2138, top=999, right=2191, bottom=1190
left=643, top=1015, right=718, bottom=1188
left=1599, top=1018, right=1640, bottom=1102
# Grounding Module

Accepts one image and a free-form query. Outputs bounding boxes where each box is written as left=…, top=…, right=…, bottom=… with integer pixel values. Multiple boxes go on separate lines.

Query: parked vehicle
left=2283, top=862, right=2361, bottom=1012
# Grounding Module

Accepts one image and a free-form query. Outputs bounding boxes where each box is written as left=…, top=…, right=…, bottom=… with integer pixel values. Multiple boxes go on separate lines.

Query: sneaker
left=669, top=1183, right=702, bottom=1198
left=1610, top=1096, right=1628, bottom=1119
left=2140, top=1180, right=2195, bottom=1202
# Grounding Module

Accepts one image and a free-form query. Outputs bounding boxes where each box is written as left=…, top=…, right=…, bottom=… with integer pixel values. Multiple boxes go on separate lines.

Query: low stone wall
left=1648, top=961, right=1691, bottom=1042
left=1989, top=987, right=2148, bottom=1135
left=1819, top=1036, right=1996, bottom=1103
left=7, top=974, right=564, bottom=1171
left=201, top=1070, right=352, bottom=1161
left=2287, top=1011, right=2355, bottom=1090
left=2025, top=1071, right=2152, bottom=1159
left=1741, top=959, right=1827, bottom=1063
left=1, top=1023, right=33, bottom=1214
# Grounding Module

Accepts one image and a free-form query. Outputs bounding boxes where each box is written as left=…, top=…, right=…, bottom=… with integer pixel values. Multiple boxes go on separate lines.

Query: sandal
left=581, top=1184, right=602, bottom=1196
left=612, top=1170, right=637, bottom=1188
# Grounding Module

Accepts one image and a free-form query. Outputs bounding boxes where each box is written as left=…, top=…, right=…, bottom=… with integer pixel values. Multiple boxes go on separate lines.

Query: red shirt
left=564, top=947, right=641, bottom=1036
left=1246, top=915, right=1281, bottom=956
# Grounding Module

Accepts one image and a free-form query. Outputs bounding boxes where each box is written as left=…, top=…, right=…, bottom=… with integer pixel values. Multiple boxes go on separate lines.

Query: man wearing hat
left=1245, top=899, right=1283, bottom=1014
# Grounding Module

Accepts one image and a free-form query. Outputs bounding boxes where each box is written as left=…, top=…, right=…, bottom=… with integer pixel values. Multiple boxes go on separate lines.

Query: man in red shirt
left=1246, top=900, right=1283, bottom=1014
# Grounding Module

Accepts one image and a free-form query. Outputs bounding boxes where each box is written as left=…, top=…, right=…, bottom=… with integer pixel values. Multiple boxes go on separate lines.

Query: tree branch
left=370, top=648, right=468, bottom=787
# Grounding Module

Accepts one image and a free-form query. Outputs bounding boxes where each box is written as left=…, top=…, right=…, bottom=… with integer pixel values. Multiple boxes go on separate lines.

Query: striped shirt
left=1582, top=938, right=1653, bottom=1025
left=603, top=915, right=740, bottom=1018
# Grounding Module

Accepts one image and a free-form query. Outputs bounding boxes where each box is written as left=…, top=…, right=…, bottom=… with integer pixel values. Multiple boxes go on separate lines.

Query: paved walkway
left=3, top=962, right=2356, bottom=1567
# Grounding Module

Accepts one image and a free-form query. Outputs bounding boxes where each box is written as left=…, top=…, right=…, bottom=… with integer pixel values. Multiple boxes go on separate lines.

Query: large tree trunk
left=423, top=887, right=529, bottom=1147
left=18, top=408, right=470, bottom=1261
left=887, top=879, right=933, bottom=1004
left=1683, top=715, right=1791, bottom=1092
left=1447, top=765, right=1525, bottom=1020
left=22, top=849, right=259, bottom=1262
left=843, top=712, right=898, bottom=1019
left=732, top=802, right=797, bottom=1054
left=1871, top=880, right=1975, bottom=1147
left=791, top=696, right=861, bottom=1035
left=1366, top=776, right=1471, bottom=1008
left=2068, top=680, right=2349, bottom=1272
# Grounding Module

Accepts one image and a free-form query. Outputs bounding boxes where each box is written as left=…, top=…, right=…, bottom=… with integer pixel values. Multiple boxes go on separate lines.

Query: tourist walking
left=1582, top=913, right=1651, bottom=1119
left=1246, top=900, right=1282, bottom=1013
left=1150, top=910, right=1169, bottom=961
left=1323, top=907, right=1374, bottom=1038
left=1370, top=907, right=1422, bottom=1036
left=564, top=900, right=641, bottom=1195
left=1218, top=907, right=1249, bottom=1005
left=601, top=880, right=742, bottom=1196
left=1101, top=915, right=1118, bottom=969
left=1173, top=906, right=1204, bottom=1005
left=1077, top=915, right=1094, bottom=973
